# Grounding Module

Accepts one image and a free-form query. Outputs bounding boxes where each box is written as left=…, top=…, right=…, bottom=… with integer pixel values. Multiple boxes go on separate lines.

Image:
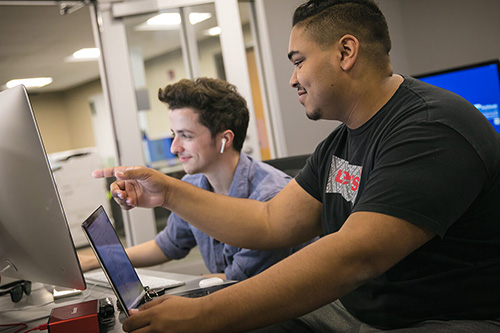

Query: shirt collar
left=228, top=151, right=252, bottom=198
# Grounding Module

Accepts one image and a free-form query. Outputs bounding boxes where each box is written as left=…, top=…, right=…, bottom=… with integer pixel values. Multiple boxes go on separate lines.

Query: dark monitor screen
left=414, top=60, right=500, bottom=135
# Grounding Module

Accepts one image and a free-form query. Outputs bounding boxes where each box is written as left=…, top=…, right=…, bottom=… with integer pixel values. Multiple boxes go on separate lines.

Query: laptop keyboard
left=85, top=270, right=185, bottom=290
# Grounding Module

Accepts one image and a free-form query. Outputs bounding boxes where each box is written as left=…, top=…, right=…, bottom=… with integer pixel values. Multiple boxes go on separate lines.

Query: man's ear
left=338, top=34, right=359, bottom=71
left=220, top=130, right=235, bottom=152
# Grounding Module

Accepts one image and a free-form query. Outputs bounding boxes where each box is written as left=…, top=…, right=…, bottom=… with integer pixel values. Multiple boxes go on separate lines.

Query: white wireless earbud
left=220, top=138, right=227, bottom=154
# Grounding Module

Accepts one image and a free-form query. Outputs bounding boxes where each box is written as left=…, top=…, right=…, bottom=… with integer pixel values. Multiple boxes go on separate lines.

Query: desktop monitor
left=0, top=85, right=85, bottom=289
left=414, top=59, right=500, bottom=135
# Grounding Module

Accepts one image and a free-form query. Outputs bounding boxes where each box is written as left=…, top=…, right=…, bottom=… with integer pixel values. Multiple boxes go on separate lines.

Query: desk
left=0, top=269, right=205, bottom=332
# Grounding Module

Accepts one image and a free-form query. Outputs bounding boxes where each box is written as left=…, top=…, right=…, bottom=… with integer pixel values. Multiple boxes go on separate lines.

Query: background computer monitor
left=415, top=59, right=500, bottom=135
left=0, top=85, right=85, bottom=289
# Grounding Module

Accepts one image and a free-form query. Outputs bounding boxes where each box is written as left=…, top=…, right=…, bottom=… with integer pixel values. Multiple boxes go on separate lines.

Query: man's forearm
left=163, top=177, right=274, bottom=249
left=199, top=212, right=434, bottom=331
left=163, top=178, right=321, bottom=250
left=200, top=234, right=370, bottom=331
left=126, top=240, right=171, bottom=268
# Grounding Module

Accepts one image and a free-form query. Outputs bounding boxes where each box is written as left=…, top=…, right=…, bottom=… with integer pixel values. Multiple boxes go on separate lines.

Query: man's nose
left=289, top=68, right=299, bottom=88
left=170, top=136, right=182, bottom=154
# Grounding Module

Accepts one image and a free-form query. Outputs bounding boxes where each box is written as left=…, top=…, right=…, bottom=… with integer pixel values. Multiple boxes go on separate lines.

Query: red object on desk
left=48, top=299, right=99, bottom=333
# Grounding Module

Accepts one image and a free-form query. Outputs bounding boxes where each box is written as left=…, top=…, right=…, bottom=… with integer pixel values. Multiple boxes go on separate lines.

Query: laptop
left=82, top=205, right=235, bottom=316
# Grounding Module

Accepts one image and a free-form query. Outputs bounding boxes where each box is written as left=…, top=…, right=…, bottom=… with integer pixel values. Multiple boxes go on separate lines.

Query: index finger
left=92, top=167, right=127, bottom=179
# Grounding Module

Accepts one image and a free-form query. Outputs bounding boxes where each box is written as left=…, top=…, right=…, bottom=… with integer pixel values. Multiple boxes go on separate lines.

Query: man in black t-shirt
left=296, top=75, right=500, bottom=329
left=92, top=0, right=500, bottom=331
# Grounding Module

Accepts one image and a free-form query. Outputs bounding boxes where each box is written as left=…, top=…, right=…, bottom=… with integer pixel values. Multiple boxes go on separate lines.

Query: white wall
left=380, top=0, right=500, bottom=76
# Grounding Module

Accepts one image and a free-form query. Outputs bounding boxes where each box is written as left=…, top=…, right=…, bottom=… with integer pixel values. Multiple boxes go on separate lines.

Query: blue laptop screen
left=83, top=206, right=145, bottom=311
left=415, top=60, right=500, bottom=135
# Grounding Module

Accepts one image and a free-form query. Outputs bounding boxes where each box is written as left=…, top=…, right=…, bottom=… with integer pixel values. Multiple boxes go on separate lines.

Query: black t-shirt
left=296, top=76, right=500, bottom=328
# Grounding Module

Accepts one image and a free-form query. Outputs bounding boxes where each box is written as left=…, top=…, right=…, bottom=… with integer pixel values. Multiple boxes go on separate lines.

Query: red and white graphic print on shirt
left=326, top=155, right=362, bottom=203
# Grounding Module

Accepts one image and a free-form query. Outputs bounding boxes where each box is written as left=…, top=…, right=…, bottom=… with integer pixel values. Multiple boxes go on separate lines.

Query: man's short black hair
left=293, top=0, right=391, bottom=60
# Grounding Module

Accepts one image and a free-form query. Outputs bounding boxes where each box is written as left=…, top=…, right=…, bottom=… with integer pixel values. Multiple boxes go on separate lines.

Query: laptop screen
left=82, top=206, right=146, bottom=312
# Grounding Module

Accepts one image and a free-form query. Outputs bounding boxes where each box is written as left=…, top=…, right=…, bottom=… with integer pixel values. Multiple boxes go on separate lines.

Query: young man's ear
left=338, top=34, right=359, bottom=71
left=219, top=130, right=234, bottom=154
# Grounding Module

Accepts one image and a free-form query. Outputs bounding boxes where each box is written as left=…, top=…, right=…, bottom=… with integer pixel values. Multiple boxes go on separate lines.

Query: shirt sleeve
left=155, top=212, right=197, bottom=259
left=223, top=246, right=293, bottom=281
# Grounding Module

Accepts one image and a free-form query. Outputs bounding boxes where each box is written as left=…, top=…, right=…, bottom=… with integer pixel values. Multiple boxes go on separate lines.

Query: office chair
left=263, top=154, right=311, bottom=177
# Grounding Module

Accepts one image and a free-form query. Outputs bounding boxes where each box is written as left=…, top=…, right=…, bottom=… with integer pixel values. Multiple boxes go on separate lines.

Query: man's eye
left=294, top=59, right=304, bottom=67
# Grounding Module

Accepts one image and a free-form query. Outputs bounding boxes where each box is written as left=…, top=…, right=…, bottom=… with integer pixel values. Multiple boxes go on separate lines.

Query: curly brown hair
left=158, top=77, right=249, bottom=152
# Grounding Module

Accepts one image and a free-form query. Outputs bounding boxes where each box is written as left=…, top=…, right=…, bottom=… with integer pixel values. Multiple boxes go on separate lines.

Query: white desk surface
left=0, top=269, right=206, bottom=332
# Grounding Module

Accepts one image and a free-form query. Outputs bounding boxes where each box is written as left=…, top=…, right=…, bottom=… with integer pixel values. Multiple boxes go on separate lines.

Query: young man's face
left=288, top=25, right=342, bottom=121
left=169, top=107, right=220, bottom=175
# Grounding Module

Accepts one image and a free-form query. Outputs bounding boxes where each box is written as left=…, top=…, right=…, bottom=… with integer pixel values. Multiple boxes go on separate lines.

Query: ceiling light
left=147, top=13, right=181, bottom=26
left=189, top=13, right=212, bottom=25
left=65, top=48, right=100, bottom=62
left=73, top=48, right=100, bottom=59
left=6, top=77, right=53, bottom=89
left=136, top=12, right=212, bottom=31
left=206, top=26, right=221, bottom=36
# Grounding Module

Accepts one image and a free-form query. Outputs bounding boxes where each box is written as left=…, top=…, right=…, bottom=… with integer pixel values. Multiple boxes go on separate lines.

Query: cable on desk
left=0, top=323, right=27, bottom=333
left=21, top=323, right=47, bottom=333
left=0, top=322, right=48, bottom=333
left=81, top=282, right=99, bottom=299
